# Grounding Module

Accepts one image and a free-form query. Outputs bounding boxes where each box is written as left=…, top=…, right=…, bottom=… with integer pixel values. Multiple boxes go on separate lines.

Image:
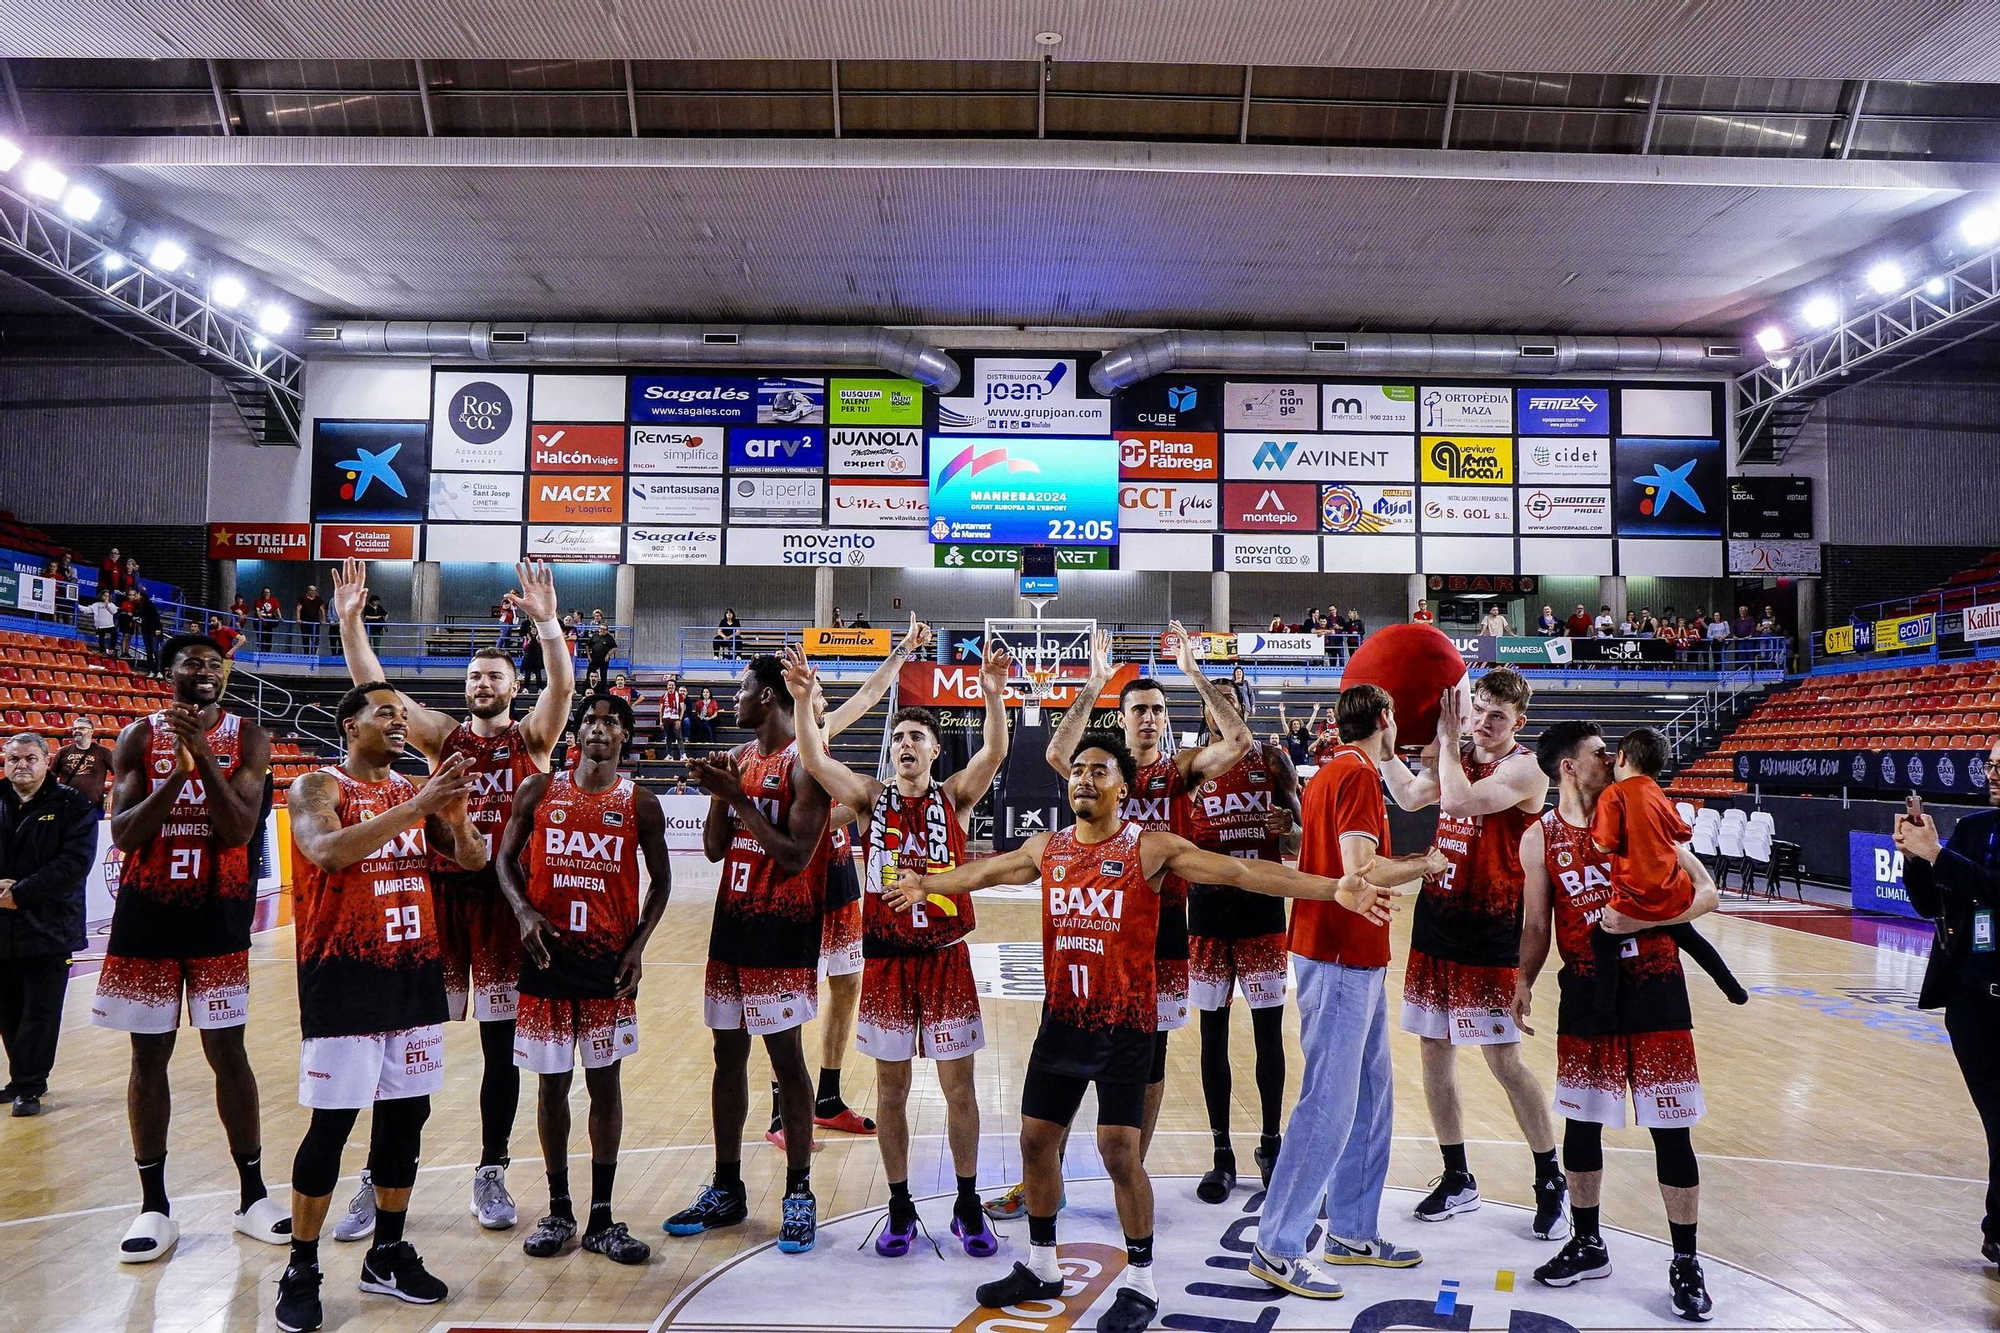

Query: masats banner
left=628, top=425, right=723, bottom=474
left=828, top=377, right=924, bottom=425
left=1319, top=384, right=1416, bottom=433
left=828, top=427, right=922, bottom=476
left=1117, top=431, right=1219, bottom=480
left=530, top=423, right=625, bottom=472
left=936, top=358, right=1110, bottom=435
left=896, top=659, right=1140, bottom=711
left=1319, top=483, right=1415, bottom=534
left=208, top=523, right=309, bottom=561
left=1119, top=482, right=1217, bottom=532
left=1237, top=631, right=1324, bottom=659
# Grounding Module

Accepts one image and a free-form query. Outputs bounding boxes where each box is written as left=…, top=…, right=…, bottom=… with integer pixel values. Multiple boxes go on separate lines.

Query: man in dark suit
left=1899, top=739, right=2000, bottom=1267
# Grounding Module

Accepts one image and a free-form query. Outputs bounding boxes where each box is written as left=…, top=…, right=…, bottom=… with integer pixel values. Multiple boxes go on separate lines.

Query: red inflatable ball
left=1339, top=623, right=1469, bottom=747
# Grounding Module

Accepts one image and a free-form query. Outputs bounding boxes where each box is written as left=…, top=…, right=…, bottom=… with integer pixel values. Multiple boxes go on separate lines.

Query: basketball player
left=93, top=633, right=285, bottom=1262
left=887, top=732, right=1399, bottom=1333
left=1186, top=704, right=1301, bottom=1202
left=664, top=654, right=833, bottom=1254
left=496, top=694, right=672, bottom=1267
left=1380, top=667, right=1567, bottom=1238
left=331, top=557, right=572, bottom=1232
left=783, top=642, right=1011, bottom=1257
left=1517, top=720, right=1719, bottom=1321
left=981, top=625, right=1251, bottom=1219
left=275, top=684, right=487, bottom=1333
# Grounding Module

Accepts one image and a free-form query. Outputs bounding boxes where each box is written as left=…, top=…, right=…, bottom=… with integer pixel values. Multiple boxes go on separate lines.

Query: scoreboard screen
left=1728, top=476, right=1813, bottom=541
left=927, top=436, right=1119, bottom=546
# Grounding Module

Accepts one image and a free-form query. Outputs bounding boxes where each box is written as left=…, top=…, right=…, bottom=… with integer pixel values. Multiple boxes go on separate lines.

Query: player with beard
left=890, top=732, right=1400, bottom=1333
left=275, top=684, right=486, bottom=1333
left=93, top=634, right=284, bottom=1263
left=497, top=695, right=673, bottom=1268
left=330, top=558, right=572, bottom=1235
left=982, top=625, right=1251, bottom=1220
left=664, top=655, right=832, bottom=1254
left=1516, top=720, right=1721, bottom=1321
left=1380, top=667, right=1566, bottom=1239
left=783, top=642, right=1010, bottom=1258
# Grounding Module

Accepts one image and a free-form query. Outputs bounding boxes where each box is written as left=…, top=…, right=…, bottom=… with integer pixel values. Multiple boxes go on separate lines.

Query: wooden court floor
left=1, top=858, right=1990, bottom=1333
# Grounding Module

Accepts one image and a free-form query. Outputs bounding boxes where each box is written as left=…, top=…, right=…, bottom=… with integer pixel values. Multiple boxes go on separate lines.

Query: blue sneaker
left=1323, top=1233, right=1423, bottom=1267
left=777, top=1190, right=816, bottom=1254
left=663, top=1182, right=747, bottom=1237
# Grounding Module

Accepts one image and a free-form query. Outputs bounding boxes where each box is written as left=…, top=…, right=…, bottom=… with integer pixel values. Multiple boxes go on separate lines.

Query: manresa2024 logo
left=450, top=381, right=512, bottom=445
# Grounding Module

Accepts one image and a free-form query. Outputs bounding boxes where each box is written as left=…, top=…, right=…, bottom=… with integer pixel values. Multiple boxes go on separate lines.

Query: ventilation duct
left=325, top=321, right=961, bottom=393
left=1090, top=331, right=1746, bottom=395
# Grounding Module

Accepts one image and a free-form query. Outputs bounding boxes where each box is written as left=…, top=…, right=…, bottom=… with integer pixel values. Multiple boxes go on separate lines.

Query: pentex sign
left=208, top=523, right=309, bottom=561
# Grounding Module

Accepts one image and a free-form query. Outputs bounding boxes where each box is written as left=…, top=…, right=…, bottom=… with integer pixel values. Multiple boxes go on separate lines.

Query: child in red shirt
left=1590, top=728, right=1746, bottom=1024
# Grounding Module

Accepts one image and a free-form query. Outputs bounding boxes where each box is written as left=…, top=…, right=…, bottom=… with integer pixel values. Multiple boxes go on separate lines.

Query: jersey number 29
left=383, top=905, right=421, bottom=942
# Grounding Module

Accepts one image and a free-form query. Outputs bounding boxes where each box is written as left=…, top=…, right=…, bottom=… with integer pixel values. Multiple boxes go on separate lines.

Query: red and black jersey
left=861, top=785, right=974, bottom=957
left=825, top=820, right=861, bottom=910
left=1542, top=807, right=1692, bottom=1036
left=292, top=768, right=446, bottom=1039
left=710, top=741, right=829, bottom=970
left=1033, top=822, right=1158, bottom=1080
left=1123, top=754, right=1190, bottom=964
left=520, top=774, right=641, bottom=999
left=1185, top=746, right=1288, bottom=940
left=109, top=710, right=253, bottom=960
left=430, top=720, right=543, bottom=897
left=1410, top=741, right=1539, bottom=968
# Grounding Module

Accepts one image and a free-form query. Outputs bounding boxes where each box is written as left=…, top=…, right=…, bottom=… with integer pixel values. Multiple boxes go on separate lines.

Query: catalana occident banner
left=1735, top=748, right=1991, bottom=799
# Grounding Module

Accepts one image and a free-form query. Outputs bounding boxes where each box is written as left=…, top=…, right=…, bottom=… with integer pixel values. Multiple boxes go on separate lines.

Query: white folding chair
left=1749, top=810, right=1775, bottom=833
left=1691, top=818, right=1720, bottom=871
left=1721, top=807, right=1748, bottom=827
left=1716, top=820, right=1747, bottom=891
left=1743, top=823, right=1775, bottom=897
left=1675, top=801, right=1698, bottom=825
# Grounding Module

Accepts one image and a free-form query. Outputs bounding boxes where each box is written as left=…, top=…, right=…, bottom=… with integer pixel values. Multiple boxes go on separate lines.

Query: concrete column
left=1210, top=571, right=1231, bottom=634
left=1793, top=578, right=1820, bottom=664
left=813, top=566, right=834, bottom=626
left=1597, top=574, right=1627, bottom=627
left=1407, top=573, right=1428, bottom=619
left=614, top=563, right=636, bottom=636
left=216, top=559, right=237, bottom=612
left=411, top=561, right=442, bottom=624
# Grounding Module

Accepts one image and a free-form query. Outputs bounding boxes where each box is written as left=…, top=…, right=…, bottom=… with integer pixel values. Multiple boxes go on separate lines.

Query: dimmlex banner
left=1735, top=748, right=1991, bottom=799
left=802, top=627, right=893, bottom=659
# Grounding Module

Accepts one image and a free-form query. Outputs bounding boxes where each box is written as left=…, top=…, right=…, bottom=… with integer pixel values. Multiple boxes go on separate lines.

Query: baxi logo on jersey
left=1049, top=885, right=1126, bottom=919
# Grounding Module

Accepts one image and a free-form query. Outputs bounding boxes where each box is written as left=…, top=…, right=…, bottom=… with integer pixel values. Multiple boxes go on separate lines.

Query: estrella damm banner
left=1419, top=435, right=1513, bottom=485
left=1873, top=612, right=1936, bottom=651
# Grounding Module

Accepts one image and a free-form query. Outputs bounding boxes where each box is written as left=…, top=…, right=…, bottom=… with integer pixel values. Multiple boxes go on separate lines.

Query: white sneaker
left=1247, top=1246, right=1344, bottom=1299
left=332, top=1171, right=376, bottom=1243
left=471, top=1164, right=517, bottom=1230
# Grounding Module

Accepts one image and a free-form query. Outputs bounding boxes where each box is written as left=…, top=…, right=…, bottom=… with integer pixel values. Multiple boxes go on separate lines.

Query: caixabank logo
left=648, top=1178, right=1836, bottom=1333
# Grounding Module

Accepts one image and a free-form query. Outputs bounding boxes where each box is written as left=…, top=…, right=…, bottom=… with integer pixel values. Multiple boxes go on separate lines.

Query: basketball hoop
left=1023, top=664, right=1060, bottom=725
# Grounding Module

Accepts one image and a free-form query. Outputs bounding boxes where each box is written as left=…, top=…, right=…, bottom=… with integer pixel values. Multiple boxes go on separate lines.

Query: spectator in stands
left=561, top=612, right=580, bottom=677
left=1268, top=614, right=1287, bottom=634
left=1617, top=613, right=1635, bottom=637
left=495, top=596, right=517, bottom=652
left=1663, top=604, right=1678, bottom=626
left=1480, top=605, right=1511, bottom=637
left=691, top=687, right=720, bottom=745
left=113, top=589, right=137, bottom=660
left=667, top=774, right=692, bottom=796
left=205, top=615, right=242, bottom=663
left=658, top=674, right=687, bottom=760
left=294, top=583, right=326, bottom=655
left=1706, top=612, right=1731, bottom=641
left=1757, top=605, right=1780, bottom=636
left=133, top=588, right=162, bottom=676
left=1636, top=607, right=1658, bottom=637
left=52, top=718, right=113, bottom=810
left=87, top=589, right=117, bottom=656
left=0, top=732, right=98, bottom=1118
left=361, top=591, right=388, bottom=647
left=121, top=557, right=141, bottom=594
left=1534, top=604, right=1559, bottom=636
left=1340, top=606, right=1366, bottom=641
left=830, top=608, right=847, bottom=629
left=851, top=610, right=871, bottom=630
left=519, top=621, right=547, bottom=690
left=1412, top=599, right=1434, bottom=623
left=1566, top=603, right=1593, bottom=637
left=608, top=673, right=633, bottom=702
left=229, top=592, right=249, bottom=629
left=1230, top=666, right=1255, bottom=722
left=1274, top=704, right=1319, bottom=765
left=714, top=609, right=741, bottom=659
left=96, top=547, right=122, bottom=594
left=1594, top=604, right=1615, bottom=635
left=582, top=610, right=616, bottom=694
left=253, top=587, right=282, bottom=652
left=1731, top=604, right=1756, bottom=639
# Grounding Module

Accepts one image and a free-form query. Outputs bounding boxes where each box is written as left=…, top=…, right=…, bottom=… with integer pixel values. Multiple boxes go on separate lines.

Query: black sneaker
left=358, top=1240, right=449, bottom=1305
left=1196, top=1153, right=1236, bottom=1204
left=1533, top=1171, right=1569, bottom=1240
left=777, top=1189, right=816, bottom=1254
left=1669, top=1256, right=1714, bottom=1322
left=11, top=1094, right=40, bottom=1117
left=522, top=1213, right=577, bottom=1257
left=1254, top=1134, right=1281, bottom=1187
left=663, top=1181, right=748, bottom=1236
left=1984, top=1238, right=2000, bottom=1267
left=1413, top=1170, right=1479, bottom=1221
left=1096, top=1287, right=1158, bottom=1333
left=977, top=1260, right=1065, bottom=1308
left=275, top=1263, right=323, bottom=1332
left=583, top=1221, right=651, bottom=1265
left=1533, top=1234, right=1612, bottom=1287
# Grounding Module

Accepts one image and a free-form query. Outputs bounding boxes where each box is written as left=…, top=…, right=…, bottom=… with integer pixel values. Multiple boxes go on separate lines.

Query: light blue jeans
left=1259, top=958, right=1394, bottom=1257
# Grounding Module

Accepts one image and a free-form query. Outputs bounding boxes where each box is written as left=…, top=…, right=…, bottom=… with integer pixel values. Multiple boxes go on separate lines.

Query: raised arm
left=330, top=559, right=454, bottom=759
left=510, top=562, right=577, bottom=758
left=1145, top=830, right=1400, bottom=923
left=944, top=642, right=1014, bottom=814
left=1434, top=689, right=1548, bottom=818
left=1046, top=628, right=1114, bottom=777
left=1172, top=622, right=1252, bottom=780
left=1380, top=745, right=1441, bottom=812
left=691, top=748, right=830, bottom=878
left=288, top=758, right=476, bottom=873
left=614, top=789, right=675, bottom=995
left=882, top=834, right=1047, bottom=910
left=823, top=615, right=932, bottom=740
left=782, top=648, right=882, bottom=816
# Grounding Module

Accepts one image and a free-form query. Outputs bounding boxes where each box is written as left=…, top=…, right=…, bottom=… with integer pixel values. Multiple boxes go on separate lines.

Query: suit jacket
left=1906, top=807, right=2000, bottom=1010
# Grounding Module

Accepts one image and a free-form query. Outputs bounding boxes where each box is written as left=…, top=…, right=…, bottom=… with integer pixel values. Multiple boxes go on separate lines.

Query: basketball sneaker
left=1533, top=1234, right=1612, bottom=1287
left=982, top=1181, right=1065, bottom=1220
left=522, top=1214, right=577, bottom=1258
left=663, top=1181, right=748, bottom=1236
left=274, top=1262, right=323, bottom=1333
left=471, top=1164, right=517, bottom=1229
left=1984, top=1238, right=2000, bottom=1267
left=1322, top=1234, right=1423, bottom=1267
left=1669, top=1256, right=1714, bottom=1322
left=331, top=1171, right=375, bottom=1242
left=358, top=1241, right=449, bottom=1304
left=582, top=1221, right=651, bottom=1265
left=1247, top=1247, right=1344, bottom=1299
left=777, top=1189, right=817, bottom=1254
left=1533, top=1171, right=1570, bottom=1240
left=1413, top=1170, right=1479, bottom=1221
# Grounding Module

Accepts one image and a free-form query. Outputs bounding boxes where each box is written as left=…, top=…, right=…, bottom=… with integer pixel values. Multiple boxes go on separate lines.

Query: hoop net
left=984, top=615, right=1097, bottom=725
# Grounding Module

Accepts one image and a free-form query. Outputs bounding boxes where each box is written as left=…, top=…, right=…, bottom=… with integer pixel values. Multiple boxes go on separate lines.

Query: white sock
left=1123, top=1264, right=1157, bottom=1301
left=1027, top=1243, right=1061, bottom=1283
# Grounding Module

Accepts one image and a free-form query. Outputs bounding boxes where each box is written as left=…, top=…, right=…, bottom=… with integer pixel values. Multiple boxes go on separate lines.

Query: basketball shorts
left=1554, top=1029, right=1704, bottom=1129
left=1400, top=947, right=1520, bottom=1046
left=703, top=959, right=818, bottom=1035
left=513, top=994, right=638, bottom=1074
left=1155, top=956, right=1190, bottom=1032
left=436, top=891, right=521, bottom=1022
left=91, top=951, right=249, bottom=1033
left=819, top=898, right=863, bottom=979
left=1189, top=932, right=1289, bottom=1011
left=299, top=1024, right=446, bottom=1109
left=855, top=947, right=985, bottom=1062
left=1021, top=1064, right=1146, bottom=1129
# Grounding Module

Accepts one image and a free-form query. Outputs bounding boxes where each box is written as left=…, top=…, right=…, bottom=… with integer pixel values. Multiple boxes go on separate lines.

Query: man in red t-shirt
left=1250, top=685, right=1443, bottom=1299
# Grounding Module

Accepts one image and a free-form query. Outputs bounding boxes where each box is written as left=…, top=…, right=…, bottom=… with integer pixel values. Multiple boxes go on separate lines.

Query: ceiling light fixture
left=1963, top=208, right=2000, bottom=247
left=1864, top=261, right=1903, bottom=294
left=1801, top=294, right=1839, bottom=328
left=102, top=252, right=126, bottom=272
left=22, top=161, right=66, bottom=199
left=60, top=185, right=101, bottom=221
left=256, top=304, right=292, bottom=335
left=1924, top=276, right=1947, bottom=296
left=0, top=138, right=21, bottom=172
left=1754, top=325, right=1786, bottom=353
left=148, top=239, right=187, bottom=272
left=210, top=275, right=247, bottom=308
